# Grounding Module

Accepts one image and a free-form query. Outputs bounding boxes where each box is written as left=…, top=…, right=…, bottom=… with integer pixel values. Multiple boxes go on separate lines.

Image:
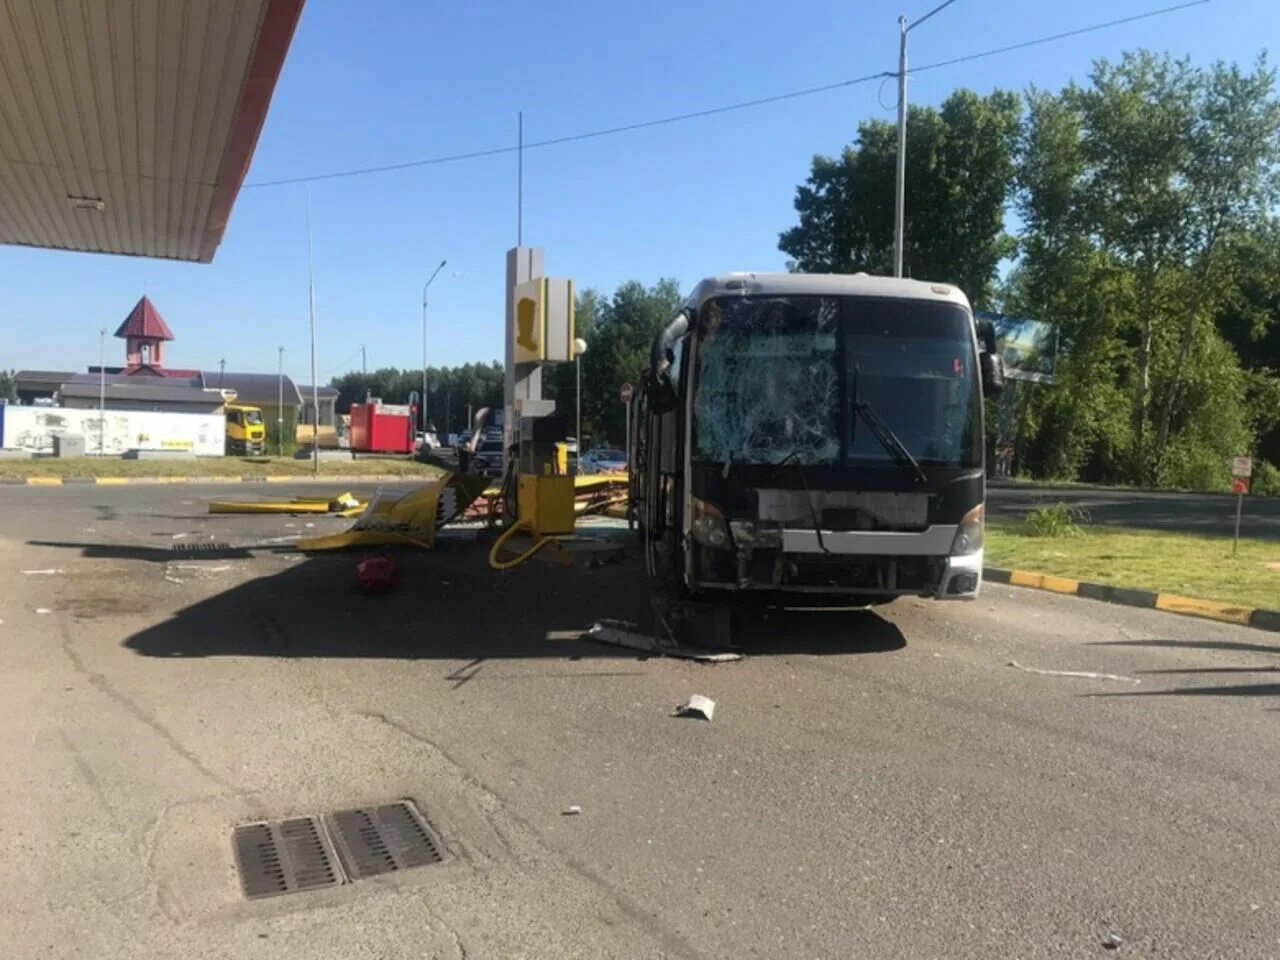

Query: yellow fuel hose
left=488, top=520, right=563, bottom=571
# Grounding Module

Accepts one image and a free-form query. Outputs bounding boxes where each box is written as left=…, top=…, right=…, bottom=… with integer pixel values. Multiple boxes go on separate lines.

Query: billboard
left=976, top=311, right=1058, bottom=383
left=0, top=405, right=225, bottom=456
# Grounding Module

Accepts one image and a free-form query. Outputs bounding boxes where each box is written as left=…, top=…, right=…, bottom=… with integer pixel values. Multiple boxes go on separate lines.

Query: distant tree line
left=779, top=50, right=1280, bottom=494
left=327, top=278, right=682, bottom=447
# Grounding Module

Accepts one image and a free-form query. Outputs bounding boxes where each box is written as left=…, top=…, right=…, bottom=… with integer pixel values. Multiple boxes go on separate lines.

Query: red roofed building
left=110, top=297, right=199, bottom=378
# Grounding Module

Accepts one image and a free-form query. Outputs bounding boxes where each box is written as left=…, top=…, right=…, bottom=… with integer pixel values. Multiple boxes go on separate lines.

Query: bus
left=630, top=272, right=1003, bottom=606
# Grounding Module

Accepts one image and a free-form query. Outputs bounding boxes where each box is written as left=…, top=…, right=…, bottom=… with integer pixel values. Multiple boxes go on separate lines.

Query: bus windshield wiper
left=853, top=401, right=928, bottom=484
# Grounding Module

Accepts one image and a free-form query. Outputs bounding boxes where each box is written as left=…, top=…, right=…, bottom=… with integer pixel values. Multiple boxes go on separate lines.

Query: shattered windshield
left=693, top=296, right=840, bottom=465
left=692, top=294, right=981, bottom=468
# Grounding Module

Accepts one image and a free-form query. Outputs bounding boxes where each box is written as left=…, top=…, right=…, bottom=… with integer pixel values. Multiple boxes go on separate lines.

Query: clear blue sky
left=1, top=0, right=1273, bottom=382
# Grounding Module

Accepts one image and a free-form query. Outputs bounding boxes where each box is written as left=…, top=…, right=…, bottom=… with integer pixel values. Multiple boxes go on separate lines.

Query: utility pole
left=361, top=345, right=366, bottom=376
left=893, top=14, right=908, bottom=278
left=98, top=328, right=106, bottom=455
left=422, top=259, right=447, bottom=435
left=218, top=357, right=226, bottom=389
left=893, top=0, right=959, bottom=278
left=307, top=185, right=319, bottom=475
left=277, top=346, right=285, bottom=458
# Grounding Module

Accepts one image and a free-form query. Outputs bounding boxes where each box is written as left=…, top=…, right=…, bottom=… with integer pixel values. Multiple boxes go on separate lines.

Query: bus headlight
left=950, top=504, right=984, bottom=555
left=691, top=497, right=731, bottom=549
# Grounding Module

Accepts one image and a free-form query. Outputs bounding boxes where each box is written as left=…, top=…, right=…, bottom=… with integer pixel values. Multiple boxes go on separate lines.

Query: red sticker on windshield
left=953, top=357, right=963, bottom=375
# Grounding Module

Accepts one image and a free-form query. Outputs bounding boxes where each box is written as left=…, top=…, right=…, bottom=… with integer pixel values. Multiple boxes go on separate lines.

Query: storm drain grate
left=171, top=542, right=232, bottom=553
left=231, top=816, right=342, bottom=899
left=324, top=800, right=444, bottom=880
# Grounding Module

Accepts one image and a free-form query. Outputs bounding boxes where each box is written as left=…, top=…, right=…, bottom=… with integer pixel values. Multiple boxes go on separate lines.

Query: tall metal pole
left=307, top=185, right=319, bottom=475
left=422, top=259, right=446, bottom=436
left=576, top=355, right=582, bottom=452
left=892, top=14, right=908, bottom=279
left=517, top=111, right=523, bottom=246
left=361, top=345, right=366, bottom=376
left=98, top=328, right=106, bottom=455
left=277, top=345, right=285, bottom=458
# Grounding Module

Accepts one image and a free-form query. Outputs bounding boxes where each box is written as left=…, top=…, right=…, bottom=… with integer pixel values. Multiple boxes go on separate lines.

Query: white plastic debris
left=673, top=694, right=716, bottom=722
left=562, top=805, right=582, bottom=816
left=21, top=569, right=63, bottom=575
left=35, top=608, right=51, bottom=615
left=170, top=533, right=188, bottom=540
left=584, top=620, right=743, bottom=663
left=1103, top=933, right=1123, bottom=950
left=1007, top=660, right=1140, bottom=684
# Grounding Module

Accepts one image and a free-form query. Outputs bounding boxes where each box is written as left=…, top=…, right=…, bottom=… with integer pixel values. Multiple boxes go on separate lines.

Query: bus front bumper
left=692, top=523, right=983, bottom=600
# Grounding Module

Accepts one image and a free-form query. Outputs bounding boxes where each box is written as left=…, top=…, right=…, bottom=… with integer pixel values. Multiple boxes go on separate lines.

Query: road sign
left=1233, top=478, right=1250, bottom=495
left=1231, top=456, right=1253, bottom=478
left=620, top=382, right=633, bottom=405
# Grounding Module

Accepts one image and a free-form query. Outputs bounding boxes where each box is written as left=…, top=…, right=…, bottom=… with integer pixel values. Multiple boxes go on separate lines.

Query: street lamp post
left=421, top=259, right=447, bottom=436
left=573, top=337, right=588, bottom=462
left=277, top=346, right=285, bottom=458
left=893, top=0, right=959, bottom=278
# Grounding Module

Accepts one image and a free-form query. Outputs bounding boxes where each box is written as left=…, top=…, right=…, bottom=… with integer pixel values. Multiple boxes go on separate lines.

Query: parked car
left=472, top=439, right=505, bottom=476
left=580, top=447, right=627, bottom=475
left=414, top=429, right=440, bottom=452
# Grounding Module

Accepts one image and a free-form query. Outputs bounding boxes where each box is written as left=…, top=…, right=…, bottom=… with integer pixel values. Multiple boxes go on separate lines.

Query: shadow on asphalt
left=118, top=538, right=907, bottom=662
left=29, top=540, right=264, bottom=562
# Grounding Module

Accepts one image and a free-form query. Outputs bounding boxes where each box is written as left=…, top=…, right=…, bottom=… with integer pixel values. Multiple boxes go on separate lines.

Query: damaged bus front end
left=632, top=273, right=1003, bottom=606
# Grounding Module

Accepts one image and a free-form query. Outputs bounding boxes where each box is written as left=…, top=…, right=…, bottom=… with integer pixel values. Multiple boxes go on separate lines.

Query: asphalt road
left=3, top=483, right=1280, bottom=958
left=988, top=483, right=1280, bottom=541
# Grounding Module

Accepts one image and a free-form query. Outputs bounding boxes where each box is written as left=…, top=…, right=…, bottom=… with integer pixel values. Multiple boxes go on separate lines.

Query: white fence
left=0, top=405, right=225, bottom=457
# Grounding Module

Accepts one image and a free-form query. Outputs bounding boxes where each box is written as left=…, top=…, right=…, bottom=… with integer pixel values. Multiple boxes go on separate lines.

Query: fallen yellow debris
left=299, top=472, right=490, bottom=552
left=209, top=492, right=365, bottom=517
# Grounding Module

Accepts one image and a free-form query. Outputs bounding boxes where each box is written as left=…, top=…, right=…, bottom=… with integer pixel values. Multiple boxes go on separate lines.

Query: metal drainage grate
left=324, top=800, right=444, bottom=880
left=171, top=541, right=233, bottom=553
left=232, top=816, right=342, bottom=899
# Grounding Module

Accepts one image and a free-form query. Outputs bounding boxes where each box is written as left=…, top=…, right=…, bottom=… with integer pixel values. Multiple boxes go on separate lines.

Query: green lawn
left=986, top=521, right=1280, bottom=611
left=0, top=456, right=441, bottom=479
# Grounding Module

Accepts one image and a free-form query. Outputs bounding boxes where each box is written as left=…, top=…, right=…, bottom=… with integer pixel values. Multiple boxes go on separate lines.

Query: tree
left=549, top=280, right=682, bottom=446
left=0, top=369, right=15, bottom=404
left=778, top=88, right=1021, bottom=307
left=1014, top=52, right=1280, bottom=487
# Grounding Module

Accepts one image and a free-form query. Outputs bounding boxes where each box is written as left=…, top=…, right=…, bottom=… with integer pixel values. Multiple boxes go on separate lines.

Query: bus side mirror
left=980, top=351, right=1004, bottom=398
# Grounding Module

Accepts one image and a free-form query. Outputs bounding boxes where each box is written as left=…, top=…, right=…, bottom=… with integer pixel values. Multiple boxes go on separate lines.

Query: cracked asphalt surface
left=3, top=483, right=1280, bottom=958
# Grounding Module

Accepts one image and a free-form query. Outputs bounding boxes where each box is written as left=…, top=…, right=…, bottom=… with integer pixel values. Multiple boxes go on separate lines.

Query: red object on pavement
left=357, top=554, right=397, bottom=592
left=1233, top=478, right=1249, bottom=495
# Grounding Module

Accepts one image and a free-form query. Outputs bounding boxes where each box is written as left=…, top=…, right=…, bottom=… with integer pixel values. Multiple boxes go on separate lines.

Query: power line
left=244, top=0, right=1209, bottom=190
left=911, top=0, right=1208, bottom=75
left=909, top=0, right=962, bottom=31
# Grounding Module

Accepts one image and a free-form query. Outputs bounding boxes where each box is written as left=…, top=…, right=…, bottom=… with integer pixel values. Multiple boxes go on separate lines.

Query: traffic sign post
left=1231, top=456, right=1253, bottom=557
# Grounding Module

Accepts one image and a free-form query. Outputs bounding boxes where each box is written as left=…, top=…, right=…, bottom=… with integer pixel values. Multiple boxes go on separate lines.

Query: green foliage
left=547, top=279, right=682, bottom=446
left=778, top=88, right=1021, bottom=307
left=1008, top=51, right=1280, bottom=490
left=1252, top=460, right=1280, bottom=497
left=330, top=362, right=504, bottom=435
left=0, top=369, right=15, bottom=403
left=1023, top=502, right=1088, bottom=538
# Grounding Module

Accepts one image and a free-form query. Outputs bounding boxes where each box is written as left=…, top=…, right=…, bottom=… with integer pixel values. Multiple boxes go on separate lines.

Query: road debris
left=562, top=805, right=583, bottom=816
left=1102, top=933, right=1123, bottom=950
left=35, top=608, right=51, bottom=615
left=584, top=620, right=744, bottom=663
left=21, top=569, right=63, bottom=575
left=1007, top=660, right=1140, bottom=684
left=673, top=694, right=716, bottom=721
left=357, top=554, right=397, bottom=593
left=170, top=533, right=188, bottom=540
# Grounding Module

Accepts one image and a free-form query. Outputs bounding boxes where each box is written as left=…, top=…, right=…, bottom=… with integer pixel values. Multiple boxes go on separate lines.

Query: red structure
left=349, top=400, right=417, bottom=454
left=105, top=297, right=200, bottom=378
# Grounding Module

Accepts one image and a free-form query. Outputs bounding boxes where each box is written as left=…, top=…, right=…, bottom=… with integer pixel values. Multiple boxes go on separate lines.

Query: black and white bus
left=631, top=272, right=1003, bottom=605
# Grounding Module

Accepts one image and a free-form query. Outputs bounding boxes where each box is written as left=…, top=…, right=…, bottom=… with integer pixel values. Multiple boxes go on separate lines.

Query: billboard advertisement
left=976, top=311, right=1058, bottom=383
left=0, top=405, right=225, bottom=456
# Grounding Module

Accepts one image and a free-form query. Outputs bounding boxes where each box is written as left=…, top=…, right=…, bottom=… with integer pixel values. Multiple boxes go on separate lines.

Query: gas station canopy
left=0, top=0, right=304, bottom=263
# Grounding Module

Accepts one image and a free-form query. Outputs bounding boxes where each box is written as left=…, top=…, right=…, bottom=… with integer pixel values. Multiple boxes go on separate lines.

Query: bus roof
left=686, top=273, right=973, bottom=311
